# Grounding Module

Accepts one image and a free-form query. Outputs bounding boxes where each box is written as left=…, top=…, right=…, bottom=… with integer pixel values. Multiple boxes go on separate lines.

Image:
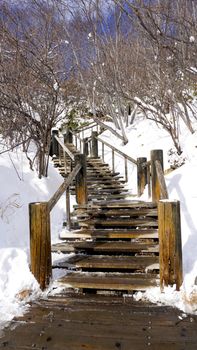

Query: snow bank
left=0, top=148, right=66, bottom=328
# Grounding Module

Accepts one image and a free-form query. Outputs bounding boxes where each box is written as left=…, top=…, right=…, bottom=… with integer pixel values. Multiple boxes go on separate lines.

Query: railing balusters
left=102, top=142, right=104, bottom=161
left=112, top=149, right=115, bottom=173
left=66, top=187, right=71, bottom=230
left=125, top=158, right=128, bottom=182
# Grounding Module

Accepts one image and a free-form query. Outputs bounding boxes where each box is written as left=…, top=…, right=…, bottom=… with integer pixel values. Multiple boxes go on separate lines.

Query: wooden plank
left=137, top=157, right=148, bottom=196
left=80, top=218, right=158, bottom=227
left=151, top=149, right=164, bottom=202
left=52, top=241, right=159, bottom=253
left=59, top=229, right=159, bottom=239
left=158, top=200, right=182, bottom=290
left=53, top=255, right=159, bottom=270
left=48, top=163, right=81, bottom=211
left=2, top=291, right=197, bottom=350
left=29, top=202, right=51, bottom=290
left=54, top=135, right=75, bottom=161
left=90, top=201, right=157, bottom=208
left=57, top=272, right=159, bottom=291
left=155, top=160, right=168, bottom=199
left=76, top=208, right=158, bottom=217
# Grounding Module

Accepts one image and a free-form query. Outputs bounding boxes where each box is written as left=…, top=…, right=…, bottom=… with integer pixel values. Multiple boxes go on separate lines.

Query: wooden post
left=75, top=154, right=88, bottom=205
left=64, top=130, right=73, bottom=144
left=66, top=187, right=71, bottom=230
left=91, top=131, right=98, bottom=158
left=137, top=157, right=147, bottom=197
left=51, top=130, right=59, bottom=157
left=151, top=149, right=164, bottom=202
left=29, top=202, right=52, bottom=290
left=158, top=200, right=183, bottom=291
left=83, top=138, right=89, bottom=156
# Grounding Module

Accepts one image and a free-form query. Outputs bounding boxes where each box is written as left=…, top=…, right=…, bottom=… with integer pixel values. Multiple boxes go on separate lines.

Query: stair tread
left=76, top=208, right=158, bottom=217
left=80, top=218, right=158, bottom=227
left=90, top=201, right=157, bottom=208
left=53, top=254, right=159, bottom=270
left=60, top=229, right=158, bottom=239
left=52, top=241, right=159, bottom=253
left=56, top=272, right=159, bottom=291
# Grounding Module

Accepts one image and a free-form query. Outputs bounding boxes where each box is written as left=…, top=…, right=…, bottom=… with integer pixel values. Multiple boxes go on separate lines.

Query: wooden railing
left=29, top=148, right=88, bottom=290
left=85, top=131, right=137, bottom=183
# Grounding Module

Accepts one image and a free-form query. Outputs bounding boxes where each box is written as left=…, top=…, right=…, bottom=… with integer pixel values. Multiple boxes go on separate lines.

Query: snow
left=1, top=107, right=197, bottom=329
left=190, top=36, right=195, bottom=43
left=0, top=148, right=66, bottom=329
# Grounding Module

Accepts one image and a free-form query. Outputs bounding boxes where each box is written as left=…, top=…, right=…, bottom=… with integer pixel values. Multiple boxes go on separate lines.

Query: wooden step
left=56, top=272, right=159, bottom=291
left=52, top=241, right=159, bottom=254
left=88, top=194, right=129, bottom=200
left=53, top=255, right=159, bottom=270
left=76, top=208, right=158, bottom=218
left=90, top=200, right=157, bottom=208
left=87, top=188, right=129, bottom=194
left=80, top=218, right=158, bottom=227
left=60, top=229, right=159, bottom=239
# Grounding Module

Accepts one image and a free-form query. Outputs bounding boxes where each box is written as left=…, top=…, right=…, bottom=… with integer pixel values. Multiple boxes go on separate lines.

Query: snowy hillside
left=1, top=115, right=197, bottom=329
left=0, top=149, right=66, bottom=328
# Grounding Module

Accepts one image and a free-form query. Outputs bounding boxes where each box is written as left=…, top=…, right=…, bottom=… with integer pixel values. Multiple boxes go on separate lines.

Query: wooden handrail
left=97, top=137, right=137, bottom=165
left=48, top=163, right=82, bottom=211
left=155, top=160, right=169, bottom=199
left=74, top=122, right=98, bottom=133
left=54, top=135, right=75, bottom=161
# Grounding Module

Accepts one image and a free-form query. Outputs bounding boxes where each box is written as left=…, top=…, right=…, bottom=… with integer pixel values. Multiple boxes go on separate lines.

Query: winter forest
left=1, top=0, right=196, bottom=176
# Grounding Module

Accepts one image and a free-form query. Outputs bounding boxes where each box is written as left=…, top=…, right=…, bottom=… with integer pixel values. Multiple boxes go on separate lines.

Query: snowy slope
left=0, top=149, right=66, bottom=328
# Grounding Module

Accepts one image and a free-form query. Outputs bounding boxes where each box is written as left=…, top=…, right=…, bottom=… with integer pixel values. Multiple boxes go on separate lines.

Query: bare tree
left=0, top=0, right=69, bottom=177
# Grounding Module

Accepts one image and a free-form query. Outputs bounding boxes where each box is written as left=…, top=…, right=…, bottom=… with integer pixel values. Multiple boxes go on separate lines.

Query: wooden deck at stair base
left=59, top=228, right=159, bottom=239
left=55, top=272, right=160, bottom=291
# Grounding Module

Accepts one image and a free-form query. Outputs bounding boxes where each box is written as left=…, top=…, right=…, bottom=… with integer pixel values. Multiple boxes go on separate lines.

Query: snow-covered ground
left=1, top=113, right=197, bottom=329
left=0, top=149, right=66, bottom=329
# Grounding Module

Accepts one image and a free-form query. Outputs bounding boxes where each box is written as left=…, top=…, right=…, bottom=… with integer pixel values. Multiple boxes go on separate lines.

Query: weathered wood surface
left=1, top=293, right=197, bottom=350
left=53, top=255, right=159, bottom=270
left=76, top=208, right=158, bottom=218
left=151, top=149, right=164, bottom=202
left=155, top=160, right=169, bottom=199
left=57, top=272, right=159, bottom=290
left=29, top=202, right=51, bottom=290
left=48, top=163, right=81, bottom=211
left=80, top=218, right=158, bottom=227
left=52, top=241, right=159, bottom=253
left=60, top=228, right=159, bottom=239
left=158, top=200, right=183, bottom=290
left=91, top=131, right=99, bottom=158
left=137, top=157, right=148, bottom=197
left=75, top=154, right=88, bottom=205
left=54, top=135, right=75, bottom=161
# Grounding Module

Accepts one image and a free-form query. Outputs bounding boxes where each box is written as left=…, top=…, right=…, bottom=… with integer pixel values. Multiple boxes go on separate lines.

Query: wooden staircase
left=51, top=143, right=160, bottom=293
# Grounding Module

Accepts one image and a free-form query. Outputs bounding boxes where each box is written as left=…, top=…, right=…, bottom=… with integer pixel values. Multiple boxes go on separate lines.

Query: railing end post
left=29, top=202, right=52, bottom=290
left=74, top=153, right=88, bottom=205
left=158, top=199, right=183, bottom=291
left=137, top=157, right=147, bottom=197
